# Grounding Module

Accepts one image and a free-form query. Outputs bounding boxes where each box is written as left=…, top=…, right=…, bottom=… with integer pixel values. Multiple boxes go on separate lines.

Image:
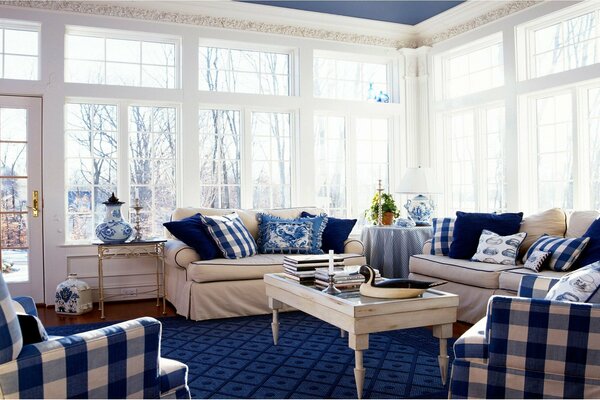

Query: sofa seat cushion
left=498, top=268, right=565, bottom=293
left=187, top=253, right=365, bottom=283
left=410, top=254, right=519, bottom=289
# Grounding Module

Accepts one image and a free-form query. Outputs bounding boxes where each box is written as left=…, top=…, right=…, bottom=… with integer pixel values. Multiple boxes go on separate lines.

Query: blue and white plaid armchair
left=450, top=275, right=600, bottom=398
left=0, top=273, right=190, bottom=399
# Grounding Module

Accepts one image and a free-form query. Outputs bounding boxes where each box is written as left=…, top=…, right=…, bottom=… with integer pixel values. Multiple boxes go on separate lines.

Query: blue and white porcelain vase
left=95, top=192, right=133, bottom=243
left=404, top=195, right=435, bottom=226
left=55, top=273, right=93, bottom=315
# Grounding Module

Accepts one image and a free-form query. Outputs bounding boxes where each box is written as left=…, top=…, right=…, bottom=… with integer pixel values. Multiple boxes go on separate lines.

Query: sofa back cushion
left=170, top=207, right=324, bottom=240
left=518, top=208, right=567, bottom=259
left=257, top=213, right=327, bottom=254
left=449, top=212, right=524, bottom=260
left=566, top=210, right=600, bottom=238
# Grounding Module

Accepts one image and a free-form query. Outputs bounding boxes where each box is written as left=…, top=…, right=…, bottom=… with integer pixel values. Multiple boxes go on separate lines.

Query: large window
left=65, top=27, right=178, bottom=88
left=0, top=21, right=39, bottom=80
left=436, top=34, right=503, bottom=100
left=198, top=109, right=292, bottom=209
left=586, top=87, right=600, bottom=209
left=523, top=4, right=600, bottom=79
left=439, top=105, right=506, bottom=214
left=199, top=46, right=290, bottom=96
left=314, top=54, right=388, bottom=101
left=314, top=116, right=346, bottom=217
left=65, top=102, right=177, bottom=242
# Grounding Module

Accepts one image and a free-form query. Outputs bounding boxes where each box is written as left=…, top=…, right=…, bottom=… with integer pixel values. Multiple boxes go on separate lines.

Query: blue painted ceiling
left=238, top=1, right=465, bottom=25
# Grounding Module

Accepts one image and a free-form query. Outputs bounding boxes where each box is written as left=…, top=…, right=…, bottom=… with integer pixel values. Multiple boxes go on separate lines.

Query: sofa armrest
left=0, top=317, right=162, bottom=398
left=165, top=239, right=201, bottom=268
left=343, top=239, right=364, bottom=255
left=13, top=296, right=37, bottom=317
left=487, top=296, right=600, bottom=377
left=422, top=239, right=432, bottom=255
left=517, top=275, right=559, bottom=298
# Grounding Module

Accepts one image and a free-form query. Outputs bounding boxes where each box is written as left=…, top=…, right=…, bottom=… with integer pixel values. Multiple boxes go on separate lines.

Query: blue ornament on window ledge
left=95, top=192, right=133, bottom=243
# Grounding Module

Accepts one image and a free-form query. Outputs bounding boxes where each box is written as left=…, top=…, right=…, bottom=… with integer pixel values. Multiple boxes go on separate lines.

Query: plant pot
left=382, top=212, right=395, bottom=225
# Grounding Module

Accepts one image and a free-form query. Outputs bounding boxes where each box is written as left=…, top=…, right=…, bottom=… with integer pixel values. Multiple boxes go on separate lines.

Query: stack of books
left=283, top=254, right=345, bottom=284
left=314, top=267, right=382, bottom=291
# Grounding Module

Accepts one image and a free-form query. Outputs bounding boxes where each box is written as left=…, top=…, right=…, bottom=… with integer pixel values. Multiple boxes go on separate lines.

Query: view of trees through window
left=313, top=57, right=388, bottom=101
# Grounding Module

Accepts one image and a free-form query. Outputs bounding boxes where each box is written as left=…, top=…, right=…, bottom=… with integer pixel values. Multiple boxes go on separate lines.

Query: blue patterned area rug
left=46, top=312, right=455, bottom=399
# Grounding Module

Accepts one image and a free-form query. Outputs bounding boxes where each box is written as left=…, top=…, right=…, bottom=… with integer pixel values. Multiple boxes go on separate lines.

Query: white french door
left=0, top=96, right=43, bottom=302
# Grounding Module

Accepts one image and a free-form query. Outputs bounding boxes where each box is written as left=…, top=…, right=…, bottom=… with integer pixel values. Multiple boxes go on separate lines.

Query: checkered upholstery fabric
left=12, top=296, right=37, bottom=316
left=430, top=217, right=455, bottom=256
left=453, top=318, right=488, bottom=362
left=160, top=358, right=190, bottom=397
left=450, top=276, right=600, bottom=399
left=524, top=234, right=590, bottom=271
left=518, top=275, right=558, bottom=298
left=0, top=273, right=22, bottom=364
left=200, top=212, right=258, bottom=259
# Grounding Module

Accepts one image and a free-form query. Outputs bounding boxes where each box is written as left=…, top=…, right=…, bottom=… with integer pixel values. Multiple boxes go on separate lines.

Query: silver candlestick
left=131, top=198, right=143, bottom=241
left=377, top=179, right=384, bottom=226
left=322, top=272, right=341, bottom=295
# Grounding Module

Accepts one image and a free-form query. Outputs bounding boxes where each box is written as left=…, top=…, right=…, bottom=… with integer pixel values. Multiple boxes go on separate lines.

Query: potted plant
left=366, top=192, right=400, bottom=225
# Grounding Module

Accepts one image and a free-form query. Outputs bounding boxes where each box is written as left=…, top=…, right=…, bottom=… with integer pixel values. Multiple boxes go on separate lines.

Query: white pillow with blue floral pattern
left=471, top=230, right=527, bottom=265
left=545, top=261, right=600, bottom=303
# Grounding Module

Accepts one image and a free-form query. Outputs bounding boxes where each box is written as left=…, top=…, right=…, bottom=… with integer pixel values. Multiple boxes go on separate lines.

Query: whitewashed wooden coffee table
left=264, top=273, right=459, bottom=399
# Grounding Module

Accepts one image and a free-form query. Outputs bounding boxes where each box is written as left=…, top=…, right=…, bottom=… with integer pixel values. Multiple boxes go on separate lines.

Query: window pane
left=199, top=109, right=241, bottom=208
left=314, top=116, right=346, bottom=216
left=129, top=106, right=177, bottom=237
left=199, top=46, right=290, bottom=96
left=314, top=56, right=389, bottom=102
left=65, top=103, right=118, bottom=242
left=587, top=87, right=600, bottom=209
left=0, top=25, right=39, bottom=80
left=251, top=112, right=291, bottom=208
left=65, top=29, right=178, bottom=89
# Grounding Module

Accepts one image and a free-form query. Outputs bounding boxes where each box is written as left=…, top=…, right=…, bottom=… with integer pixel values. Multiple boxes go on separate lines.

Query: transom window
left=65, top=27, right=178, bottom=88
left=199, top=46, right=290, bottom=96
left=436, top=34, right=503, bottom=100
left=0, top=21, right=39, bottom=80
left=314, top=54, right=388, bottom=102
left=65, top=102, right=178, bottom=242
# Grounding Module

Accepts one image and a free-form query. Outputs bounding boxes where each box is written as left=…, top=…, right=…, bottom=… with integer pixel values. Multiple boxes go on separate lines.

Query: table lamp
left=395, top=167, right=441, bottom=226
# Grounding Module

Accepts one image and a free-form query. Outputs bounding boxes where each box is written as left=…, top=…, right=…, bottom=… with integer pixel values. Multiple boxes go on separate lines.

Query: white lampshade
left=395, top=167, right=441, bottom=194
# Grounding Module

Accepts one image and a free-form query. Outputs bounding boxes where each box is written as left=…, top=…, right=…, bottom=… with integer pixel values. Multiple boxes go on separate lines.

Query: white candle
left=328, top=250, right=334, bottom=275
left=135, top=198, right=140, bottom=207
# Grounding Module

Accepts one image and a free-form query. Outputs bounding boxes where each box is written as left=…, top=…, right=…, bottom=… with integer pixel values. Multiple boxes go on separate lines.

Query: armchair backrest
left=0, top=273, right=22, bottom=363
left=518, top=275, right=559, bottom=298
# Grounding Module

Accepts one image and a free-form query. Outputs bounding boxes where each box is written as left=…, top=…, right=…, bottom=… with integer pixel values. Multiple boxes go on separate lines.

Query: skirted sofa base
left=164, top=207, right=366, bottom=321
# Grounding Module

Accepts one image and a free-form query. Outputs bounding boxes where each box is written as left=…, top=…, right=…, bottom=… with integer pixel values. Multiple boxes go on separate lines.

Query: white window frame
left=0, top=19, right=40, bottom=81
left=64, top=98, right=181, bottom=243
left=65, top=26, right=181, bottom=89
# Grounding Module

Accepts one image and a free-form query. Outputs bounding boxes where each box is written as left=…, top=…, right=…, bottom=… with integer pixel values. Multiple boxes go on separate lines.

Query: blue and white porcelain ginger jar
left=55, top=273, right=93, bottom=315
left=404, top=195, right=435, bottom=226
left=95, top=192, right=133, bottom=243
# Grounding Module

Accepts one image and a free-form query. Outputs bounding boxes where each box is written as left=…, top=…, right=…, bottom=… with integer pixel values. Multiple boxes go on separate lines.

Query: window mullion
left=241, top=108, right=253, bottom=209
left=118, top=101, right=131, bottom=220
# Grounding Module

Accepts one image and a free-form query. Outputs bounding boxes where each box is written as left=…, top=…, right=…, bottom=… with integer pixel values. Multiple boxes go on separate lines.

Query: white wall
left=0, top=5, right=412, bottom=304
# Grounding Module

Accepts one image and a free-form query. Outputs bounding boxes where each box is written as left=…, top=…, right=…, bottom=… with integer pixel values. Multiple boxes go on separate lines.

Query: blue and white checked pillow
left=545, top=261, right=600, bottom=303
left=257, top=213, right=327, bottom=254
left=524, top=234, right=590, bottom=272
left=0, top=273, right=22, bottom=363
left=430, top=217, right=455, bottom=256
left=199, top=213, right=258, bottom=259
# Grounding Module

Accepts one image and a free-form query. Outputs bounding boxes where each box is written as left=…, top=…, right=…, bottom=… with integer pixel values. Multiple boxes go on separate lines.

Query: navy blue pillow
left=448, top=211, right=524, bottom=260
left=574, top=218, right=600, bottom=268
left=301, top=211, right=357, bottom=254
left=163, top=213, right=221, bottom=260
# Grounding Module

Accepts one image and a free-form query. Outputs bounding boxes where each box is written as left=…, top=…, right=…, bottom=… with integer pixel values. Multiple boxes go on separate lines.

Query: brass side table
left=93, top=239, right=167, bottom=319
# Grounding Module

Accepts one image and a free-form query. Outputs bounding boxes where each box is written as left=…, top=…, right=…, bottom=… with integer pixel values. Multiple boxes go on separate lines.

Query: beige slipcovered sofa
left=164, top=206, right=366, bottom=321
left=409, top=209, right=599, bottom=324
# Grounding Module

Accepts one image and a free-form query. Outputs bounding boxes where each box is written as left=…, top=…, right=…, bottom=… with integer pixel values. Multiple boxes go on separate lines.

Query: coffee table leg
left=269, top=298, right=283, bottom=345
left=349, top=334, right=369, bottom=399
left=433, top=324, right=453, bottom=384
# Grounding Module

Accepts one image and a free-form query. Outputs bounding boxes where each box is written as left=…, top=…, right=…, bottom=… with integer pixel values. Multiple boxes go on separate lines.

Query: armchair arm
left=486, top=296, right=600, bottom=378
left=0, top=317, right=162, bottom=399
left=12, top=296, right=37, bottom=317
left=517, top=275, right=559, bottom=298
left=164, top=239, right=201, bottom=268
left=343, top=238, right=364, bottom=255
left=422, top=239, right=432, bottom=255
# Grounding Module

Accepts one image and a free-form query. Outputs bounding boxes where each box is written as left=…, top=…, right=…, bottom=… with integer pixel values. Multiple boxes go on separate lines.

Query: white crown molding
left=0, top=0, right=541, bottom=49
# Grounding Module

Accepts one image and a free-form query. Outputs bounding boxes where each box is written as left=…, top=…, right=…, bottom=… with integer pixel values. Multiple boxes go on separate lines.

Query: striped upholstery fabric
left=200, top=212, right=258, bottom=259
left=450, top=276, right=600, bottom=399
left=524, top=234, right=590, bottom=271
left=430, top=217, right=455, bottom=256
left=0, top=273, right=22, bottom=364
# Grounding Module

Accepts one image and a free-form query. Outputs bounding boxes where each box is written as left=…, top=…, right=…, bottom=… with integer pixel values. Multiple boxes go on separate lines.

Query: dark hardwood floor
left=38, top=299, right=472, bottom=338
